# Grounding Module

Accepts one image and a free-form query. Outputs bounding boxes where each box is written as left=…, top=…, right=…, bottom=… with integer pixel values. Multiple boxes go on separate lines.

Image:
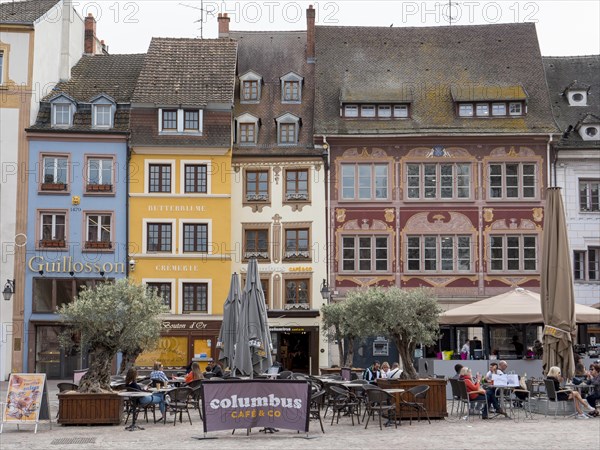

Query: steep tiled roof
left=315, top=23, right=557, bottom=135
left=29, top=54, right=145, bottom=133
left=0, top=0, right=59, bottom=24
left=132, top=38, right=238, bottom=106
left=543, top=55, right=600, bottom=147
left=230, top=31, right=319, bottom=157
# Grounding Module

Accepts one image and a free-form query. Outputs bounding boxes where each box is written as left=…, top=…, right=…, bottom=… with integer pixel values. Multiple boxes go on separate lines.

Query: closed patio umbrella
left=217, top=273, right=241, bottom=371
left=541, top=187, right=576, bottom=379
left=232, top=258, right=273, bottom=377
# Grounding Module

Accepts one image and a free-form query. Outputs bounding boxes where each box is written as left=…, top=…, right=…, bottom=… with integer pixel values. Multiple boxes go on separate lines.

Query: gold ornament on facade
left=384, top=208, right=395, bottom=223
left=532, top=208, right=543, bottom=222
left=483, top=208, right=494, bottom=222
left=507, top=146, right=518, bottom=157
left=336, top=209, right=346, bottom=222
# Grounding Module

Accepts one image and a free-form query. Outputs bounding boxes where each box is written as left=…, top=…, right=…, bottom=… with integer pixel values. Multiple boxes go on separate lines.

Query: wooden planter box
left=85, top=241, right=112, bottom=249
left=319, top=367, right=364, bottom=376
left=86, top=184, right=113, bottom=192
left=40, top=239, right=66, bottom=248
left=41, top=183, right=67, bottom=191
left=58, top=392, right=123, bottom=425
left=377, top=378, right=448, bottom=419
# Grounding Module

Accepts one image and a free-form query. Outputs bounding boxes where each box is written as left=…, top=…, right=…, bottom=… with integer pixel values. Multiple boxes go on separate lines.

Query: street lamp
left=3, top=279, right=15, bottom=302
left=320, top=279, right=330, bottom=301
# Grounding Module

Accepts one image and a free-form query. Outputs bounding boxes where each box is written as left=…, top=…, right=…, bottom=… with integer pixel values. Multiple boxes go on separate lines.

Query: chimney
left=306, top=5, right=315, bottom=62
left=59, top=0, right=73, bottom=80
left=218, top=13, right=230, bottom=38
left=84, top=14, right=97, bottom=54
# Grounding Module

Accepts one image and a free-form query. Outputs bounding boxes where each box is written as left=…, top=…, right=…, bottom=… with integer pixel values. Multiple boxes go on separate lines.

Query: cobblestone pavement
left=1, top=380, right=598, bottom=449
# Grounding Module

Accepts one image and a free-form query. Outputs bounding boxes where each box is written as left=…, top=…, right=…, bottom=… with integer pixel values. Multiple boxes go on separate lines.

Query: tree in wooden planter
left=59, top=278, right=166, bottom=393
left=324, top=287, right=440, bottom=379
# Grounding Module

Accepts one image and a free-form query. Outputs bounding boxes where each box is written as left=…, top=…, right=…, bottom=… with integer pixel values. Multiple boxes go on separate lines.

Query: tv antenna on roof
left=179, top=0, right=217, bottom=39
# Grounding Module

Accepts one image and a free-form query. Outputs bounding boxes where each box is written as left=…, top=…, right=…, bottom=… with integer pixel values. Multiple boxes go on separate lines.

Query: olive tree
left=375, top=287, right=441, bottom=379
left=59, top=279, right=166, bottom=393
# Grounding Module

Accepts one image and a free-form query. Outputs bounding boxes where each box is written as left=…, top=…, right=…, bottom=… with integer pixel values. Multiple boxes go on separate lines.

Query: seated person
left=547, top=366, right=595, bottom=419
left=388, top=362, right=402, bottom=379
left=451, top=363, right=463, bottom=380
left=125, top=367, right=166, bottom=422
left=184, top=362, right=204, bottom=384
left=585, top=363, right=600, bottom=417
left=459, top=367, right=504, bottom=419
left=379, top=361, right=391, bottom=379
left=485, top=363, right=499, bottom=383
left=150, top=361, right=170, bottom=387
left=205, top=361, right=224, bottom=378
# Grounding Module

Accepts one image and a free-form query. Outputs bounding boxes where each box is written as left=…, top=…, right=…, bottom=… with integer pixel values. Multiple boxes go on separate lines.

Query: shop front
left=135, top=319, right=222, bottom=373
left=270, top=325, right=320, bottom=375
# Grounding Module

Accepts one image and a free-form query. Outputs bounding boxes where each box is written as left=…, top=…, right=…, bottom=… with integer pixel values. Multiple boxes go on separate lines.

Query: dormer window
left=235, top=113, right=260, bottom=145
left=280, top=72, right=303, bottom=103
left=158, top=108, right=203, bottom=134
left=564, top=81, right=590, bottom=106
left=575, top=114, right=600, bottom=141
left=452, top=85, right=527, bottom=119
left=90, top=94, right=116, bottom=129
left=50, top=94, right=76, bottom=127
left=275, top=113, right=300, bottom=146
left=240, top=71, right=262, bottom=103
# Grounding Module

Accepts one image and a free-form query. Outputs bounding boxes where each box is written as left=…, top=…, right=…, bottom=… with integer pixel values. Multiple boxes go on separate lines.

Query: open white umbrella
left=217, top=273, right=241, bottom=371
left=232, top=258, right=273, bottom=377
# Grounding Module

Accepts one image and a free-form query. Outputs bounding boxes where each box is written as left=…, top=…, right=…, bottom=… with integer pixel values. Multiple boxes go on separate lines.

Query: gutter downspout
left=126, top=137, right=131, bottom=277
left=547, top=133, right=554, bottom=187
left=322, top=136, right=330, bottom=302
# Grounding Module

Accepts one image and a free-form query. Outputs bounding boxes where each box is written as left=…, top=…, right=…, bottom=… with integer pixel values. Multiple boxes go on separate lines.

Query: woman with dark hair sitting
left=584, top=364, right=600, bottom=417
left=126, top=367, right=167, bottom=422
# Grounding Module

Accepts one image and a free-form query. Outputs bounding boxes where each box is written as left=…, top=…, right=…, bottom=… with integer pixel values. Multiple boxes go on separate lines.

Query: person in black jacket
left=363, top=360, right=381, bottom=383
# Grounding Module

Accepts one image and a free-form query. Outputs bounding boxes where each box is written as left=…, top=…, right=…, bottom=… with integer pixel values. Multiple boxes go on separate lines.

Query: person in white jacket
left=387, top=362, right=402, bottom=379
left=380, top=362, right=391, bottom=378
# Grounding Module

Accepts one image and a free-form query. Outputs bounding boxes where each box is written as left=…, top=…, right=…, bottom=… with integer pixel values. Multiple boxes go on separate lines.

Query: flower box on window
left=85, top=241, right=112, bottom=249
left=284, top=303, right=310, bottom=310
left=285, top=193, right=309, bottom=201
left=246, top=193, right=269, bottom=202
left=244, top=251, right=269, bottom=260
left=40, top=239, right=66, bottom=248
left=41, top=183, right=68, bottom=191
left=86, top=184, right=113, bottom=192
left=284, top=251, right=310, bottom=260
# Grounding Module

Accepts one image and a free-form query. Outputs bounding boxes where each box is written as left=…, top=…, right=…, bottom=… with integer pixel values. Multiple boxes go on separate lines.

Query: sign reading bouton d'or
left=201, top=380, right=310, bottom=433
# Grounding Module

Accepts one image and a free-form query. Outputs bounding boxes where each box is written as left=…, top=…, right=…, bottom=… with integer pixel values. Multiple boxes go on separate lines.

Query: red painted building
left=314, top=23, right=559, bottom=312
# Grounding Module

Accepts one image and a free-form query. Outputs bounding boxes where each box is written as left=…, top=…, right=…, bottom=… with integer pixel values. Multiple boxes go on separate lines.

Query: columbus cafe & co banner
left=1, top=374, right=51, bottom=434
left=201, top=380, right=311, bottom=433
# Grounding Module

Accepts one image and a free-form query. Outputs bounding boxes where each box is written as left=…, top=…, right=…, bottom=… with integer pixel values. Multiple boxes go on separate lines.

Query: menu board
left=2, top=374, right=48, bottom=424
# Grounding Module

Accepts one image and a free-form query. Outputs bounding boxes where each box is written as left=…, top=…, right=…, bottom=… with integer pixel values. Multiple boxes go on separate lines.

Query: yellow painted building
left=127, top=37, right=238, bottom=371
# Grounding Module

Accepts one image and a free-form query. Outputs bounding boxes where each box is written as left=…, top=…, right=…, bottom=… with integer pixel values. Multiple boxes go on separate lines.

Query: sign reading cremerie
left=201, top=380, right=310, bottom=433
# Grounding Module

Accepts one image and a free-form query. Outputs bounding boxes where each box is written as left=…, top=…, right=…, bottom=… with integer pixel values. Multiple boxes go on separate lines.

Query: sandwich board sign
left=1, top=373, right=51, bottom=433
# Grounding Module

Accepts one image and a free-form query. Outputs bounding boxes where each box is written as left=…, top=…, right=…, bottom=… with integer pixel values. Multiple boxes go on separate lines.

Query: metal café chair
left=164, top=387, right=193, bottom=426
left=543, top=379, right=573, bottom=418
left=364, top=388, right=398, bottom=430
left=329, top=385, right=361, bottom=426
left=399, top=385, right=431, bottom=424
left=309, top=390, right=326, bottom=433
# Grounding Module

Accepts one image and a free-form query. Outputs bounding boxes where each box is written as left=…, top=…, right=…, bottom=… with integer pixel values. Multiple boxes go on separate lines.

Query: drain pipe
left=322, top=136, right=330, bottom=301
left=547, top=133, right=554, bottom=187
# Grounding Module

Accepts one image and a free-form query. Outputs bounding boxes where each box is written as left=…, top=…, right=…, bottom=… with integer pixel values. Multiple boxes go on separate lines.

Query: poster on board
left=1, top=373, right=49, bottom=432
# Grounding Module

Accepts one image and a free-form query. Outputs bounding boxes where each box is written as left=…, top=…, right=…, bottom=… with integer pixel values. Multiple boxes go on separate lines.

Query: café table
left=170, top=377, right=186, bottom=387
left=382, top=388, right=405, bottom=420
left=118, top=391, right=152, bottom=431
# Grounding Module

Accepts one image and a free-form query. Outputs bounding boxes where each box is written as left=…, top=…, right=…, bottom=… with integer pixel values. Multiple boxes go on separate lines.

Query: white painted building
left=0, top=0, right=86, bottom=379
left=544, top=56, right=600, bottom=307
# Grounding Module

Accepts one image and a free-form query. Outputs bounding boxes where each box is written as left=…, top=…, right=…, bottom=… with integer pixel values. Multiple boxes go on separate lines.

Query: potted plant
left=57, top=279, right=165, bottom=424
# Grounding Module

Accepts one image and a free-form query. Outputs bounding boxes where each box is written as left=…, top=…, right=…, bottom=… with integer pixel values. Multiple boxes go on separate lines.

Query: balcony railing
left=246, top=193, right=268, bottom=202
left=285, top=192, right=309, bottom=201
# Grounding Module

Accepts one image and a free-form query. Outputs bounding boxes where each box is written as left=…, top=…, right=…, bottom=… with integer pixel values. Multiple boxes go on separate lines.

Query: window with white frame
left=406, top=235, right=472, bottom=272
left=184, top=110, right=199, bottom=131
left=52, top=103, right=73, bottom=127
left=490, top=235, right=537, bottom=271
left=147, top=223, right=172, bottom=252
left=182, top=223, right=208, bottom=253
left=574, top=248, right=599, bottom=281
left=361, top=105, right=376, bottom=117
left=509, top=102, right=522, bottom=115
left=341, top=163, right=389, bottom=200
left=344, top=105, right=358, bottom=117
left=39, top=211, right=66, bottom=247
left=86, top=157, right=113, bottom=192
left=492, top=103, right=507, bottom=116
left=458, top=104, right=474, bottom=117
left=162, top=109, right=177, bottom=130
left=85, top=213, right=112, bottom=249
left=285, top=279, right=310, bottom=309
left=489, top=163, right=536, bottom=199
left=147, top=282, right=172, bottom=308
left=393, top=105, right=409, bottom=118
left=457, top=101, right=524, bottom=117
left=42, top=155, right=68, bottom=188
left=182, top=283, right=208, bottom=313
left=159, top=109, right=202, bottom=133
left=342, top=235, right=389, bottom=272
left=0, top=50, right=4, bottom=85
left=476, top=103, right=489, bottom=116
left=93, top=104, right=113, bottom=127
left=406, top=163, right=471, bottom=200
left=579, top=180, right=599, bottom=212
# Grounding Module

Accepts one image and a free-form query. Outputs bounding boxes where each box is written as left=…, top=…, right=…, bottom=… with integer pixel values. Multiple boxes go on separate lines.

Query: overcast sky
left=67, top=0, right=599, bottom=55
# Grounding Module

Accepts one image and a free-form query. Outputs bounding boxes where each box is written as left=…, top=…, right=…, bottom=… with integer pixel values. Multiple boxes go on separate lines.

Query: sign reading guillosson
left=201, top=380, right=311, bottom=433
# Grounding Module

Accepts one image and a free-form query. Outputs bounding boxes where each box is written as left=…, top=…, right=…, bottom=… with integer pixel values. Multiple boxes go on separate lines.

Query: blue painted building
left=23, top=54, right=144, bottom=377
